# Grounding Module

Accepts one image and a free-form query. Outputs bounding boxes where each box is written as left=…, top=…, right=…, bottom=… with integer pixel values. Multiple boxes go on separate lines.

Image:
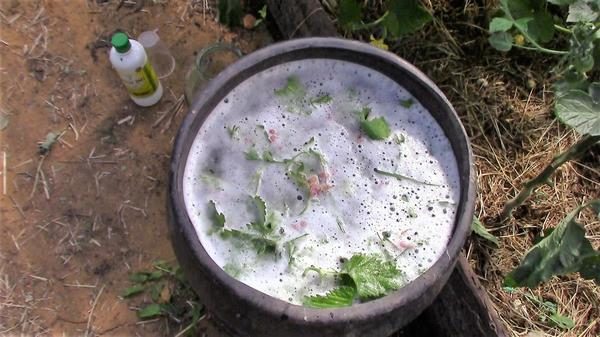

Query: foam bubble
left=183, top=59, right=460, bottom=305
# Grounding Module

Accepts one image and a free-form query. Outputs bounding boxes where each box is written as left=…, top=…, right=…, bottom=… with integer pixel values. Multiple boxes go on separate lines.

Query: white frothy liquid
left=183, top=59, right=460, bottom=305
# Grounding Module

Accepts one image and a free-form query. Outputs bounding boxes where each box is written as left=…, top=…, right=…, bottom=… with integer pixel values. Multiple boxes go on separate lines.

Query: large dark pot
left=168, top=38, right=476, bottom=337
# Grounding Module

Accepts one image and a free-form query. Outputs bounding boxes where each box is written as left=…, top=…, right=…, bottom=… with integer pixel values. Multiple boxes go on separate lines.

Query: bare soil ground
left=1, top=1, right=598, bottom=337
left=0, top=1, right=270, bottom=336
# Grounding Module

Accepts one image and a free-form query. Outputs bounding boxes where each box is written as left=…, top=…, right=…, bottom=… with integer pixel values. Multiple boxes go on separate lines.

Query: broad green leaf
left=147, top=270, right=164, bottom=281
left=504, top=200, right=600, bottom=288
left=554, top=71, right=589, bottom=96
left=472, top=217, right=500, bottom=247
left=589, top=82, right=600, bottom=104
left=208, top=200, right=226, bottom=230
left=567, top=1, right=598, bottom=22
left=341, top=254, right=403, bottom=299
left=121, top=284, right=145, bottom=298
left=217, top=0, right=242, bottom=27
left=549, top=312, right=575, bottom=329
left=579, top=255, right=600, bottom=283
left=384, top=0, right=432, bottom=38
left=527, top=12, right=554, bottom=43
left=488, top=32, right=513, bottom=51
left=303, top=286, right=356, bottom=308
left=569, top=22, right=596, bottom=72
left=360, top=116, right=391, bottom=140
left=338, top=0, right=362, bottom=30
left=489, top=17, right=514, bottom=32
left=137, top=303, right=163, bottom=319
left=248, top=195, right=273, bottom=235
left=554, top=90, right=600, bottom=136
left=220, top=228, right=278, bottom=255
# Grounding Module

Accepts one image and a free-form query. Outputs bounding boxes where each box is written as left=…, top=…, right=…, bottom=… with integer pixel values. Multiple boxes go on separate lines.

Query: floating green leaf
left=341, top=254, right=403, bottom=299
left=358, top=107, right=391, bottom=140
left=245, top=148, right=261, bottom=161
left=399, top=98, right=414, bottom=108
left=471, top=217, right=500, bottom=247
left=310, top=94, right=333, bottom=106
left=275, top=76, right=305, bottom=98
left=303, top=286, right=356, bottom=308
left=208, top=200, right=226, bottom=230
left=554, top=89, right=600, bottom=136
left=504, top=200, right=600, bottom=288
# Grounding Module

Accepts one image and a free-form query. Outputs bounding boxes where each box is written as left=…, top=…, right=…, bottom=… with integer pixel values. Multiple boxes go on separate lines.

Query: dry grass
left=377, top=1, right=600, bottom=336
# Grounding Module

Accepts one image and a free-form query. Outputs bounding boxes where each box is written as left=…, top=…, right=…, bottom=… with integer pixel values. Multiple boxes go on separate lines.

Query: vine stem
left=553, top=24, right=572, bottom=34
left=500, top=134, right=600, bottom=221
left=499, top=3, right=568, bottom=55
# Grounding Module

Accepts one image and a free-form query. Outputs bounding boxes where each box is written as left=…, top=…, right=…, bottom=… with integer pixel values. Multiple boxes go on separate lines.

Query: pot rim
left=169, top=37, right=476, bottom=324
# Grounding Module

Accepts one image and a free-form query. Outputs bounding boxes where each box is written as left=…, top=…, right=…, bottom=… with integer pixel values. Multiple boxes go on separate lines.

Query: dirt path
left=0, top=1, right=270, bottom=335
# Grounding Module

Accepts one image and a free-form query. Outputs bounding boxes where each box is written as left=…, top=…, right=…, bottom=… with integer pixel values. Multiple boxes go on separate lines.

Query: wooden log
left=264, top=1, right=508, bottom=336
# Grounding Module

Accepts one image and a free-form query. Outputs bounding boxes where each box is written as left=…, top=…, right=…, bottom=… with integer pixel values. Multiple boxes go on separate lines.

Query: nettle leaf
left=489, top=17, right=514, bottom=32
left=384, top=0, right=432, bottom=38
left=304, top=286, right=356, bottom=308
left=248, top=195, right=274, bottom=235
left=489, top=32, right=513, bottom=51
left=504, top=200, right=600, bottom=288
left=341, top=254, right=403, bottom=299
left=358, top=107, right=391, bottom=140
left=208, top=200, right=226, bottom=230
left=472, top=217, right=500, bottom=247
left=275, top=76, right=305, bottom=98
left=338, top=0, right=362, bottom=30
left=361, top=117, right=391, bottom=140
left=567, top=1, right=598, bottom=23
left=121, top=284, right=145, bottom=298
left=555, top=90, right=600, bottom=136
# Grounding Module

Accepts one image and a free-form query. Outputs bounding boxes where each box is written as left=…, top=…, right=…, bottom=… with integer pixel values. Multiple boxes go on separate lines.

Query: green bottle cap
left=111, top=32, right=131, bottom=53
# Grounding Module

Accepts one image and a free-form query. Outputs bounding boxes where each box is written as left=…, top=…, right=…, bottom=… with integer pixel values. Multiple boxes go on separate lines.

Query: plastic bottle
left=109, top=32, right=163, bottom=107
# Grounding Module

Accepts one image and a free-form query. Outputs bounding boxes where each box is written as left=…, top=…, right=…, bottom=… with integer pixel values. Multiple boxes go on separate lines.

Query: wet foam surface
left=183, top=59, right=460, bottom=305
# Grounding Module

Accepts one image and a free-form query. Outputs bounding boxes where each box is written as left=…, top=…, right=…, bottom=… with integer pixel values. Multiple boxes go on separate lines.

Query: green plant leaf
left=528, top=11, right=554, bottom=43
left=338, top=0, right=362, bottom=30
left=554, top=90, right=600, bottom=136
left=217, top=0, right=242, bottom=27
left=504, top=200, right=600, bottom=288
left=399, top=99, right=414, bottom=108
left=361, top=117, right=391, bottom=140
left=489, top=17, right=514, bottom=32
left=547, top=0, right=576, bottom=5
left=303, top=286, right=356, bottom=308
left=137, top=303, right=163, bottom=319
left=589, top=82, right=600, bottom=104
left=357, top=108, right=390, bottom=140
left=549, top=312, right=575, bottom=329
left=245, top=148, right=260, bottom=160
left=248, top=195, right=274, bottom=235
left=472, top=217, right=500, bottom=247
left=220, top=229, right=278, bottom=255
left=489, top=32, right=513, bottom=51
left=208, top=200, right=226, bottom=230
left=129, top=272, right=149, bottom=283
left=122, top=284, right=145, bottom=298
left=554, top=71, right=589, bottom=96
left=258, top=4, right=267, bottom=19
left=275, top=76, right=305, bottom=98
left=384, top=0, right=432, bottom=38
left=341, top=254, right=403, bottom=299
left=310, top=94, right=333, bottom=106
left=567, top=1, right=598, bottom=22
